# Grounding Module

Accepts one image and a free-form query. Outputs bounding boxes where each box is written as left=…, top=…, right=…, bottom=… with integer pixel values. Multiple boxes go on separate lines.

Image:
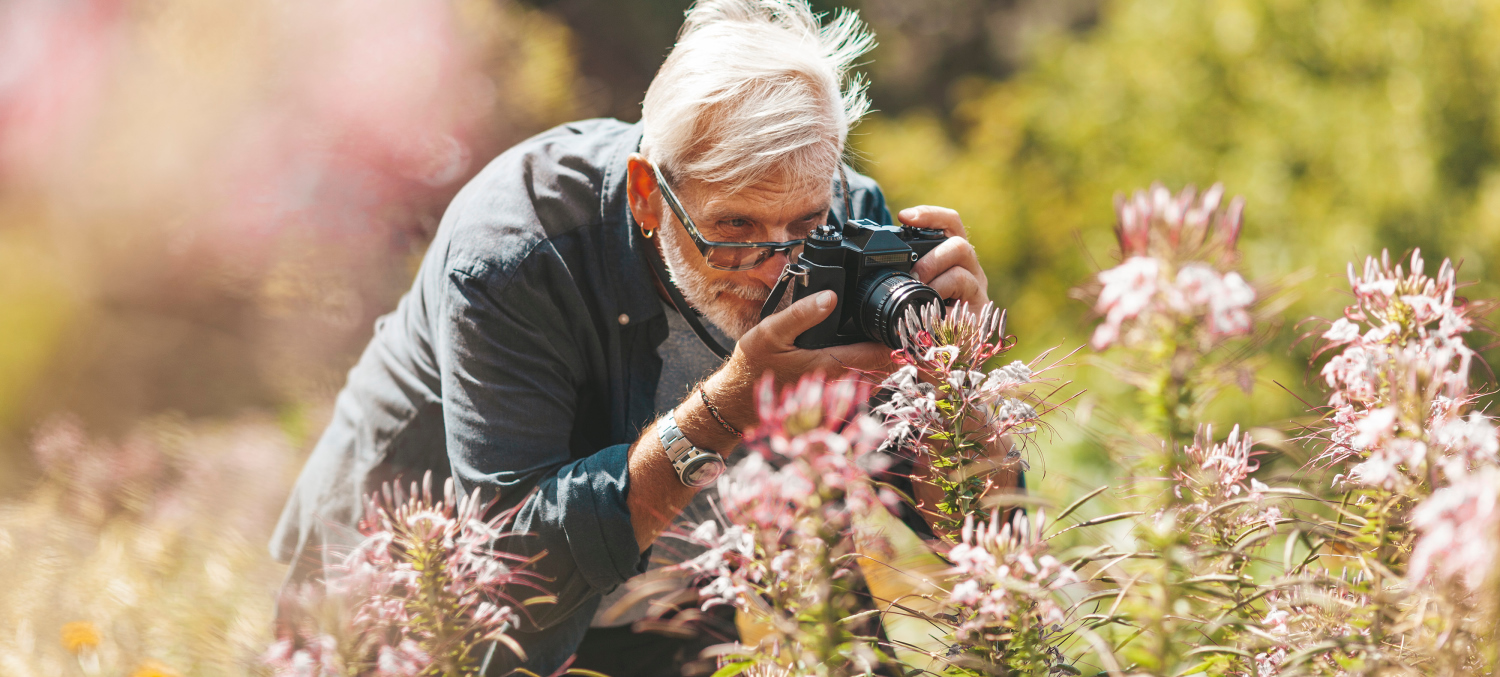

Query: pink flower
left=944, top=511, right=1078, bottom=641
left=1255, top=647, right=1287, bottom=676
left=275, top=472, right=542, bottom=675
left=1314, top=249, right=1484, bottom=488
left=1090, top=182, right=1251, bottom=350
left=1408, top=466, right=1500, bottom=590
left=1351, top=407, right=1398, bottom=451
left=264, top=634, right=342, bottom=677
left=673, top=373, right=887, bottom=622
left=1323, top=318, right=1361, bottom=344
left=376, top=639, right=430, bottom=677
left=1092, top=256, right=1160, bottom=349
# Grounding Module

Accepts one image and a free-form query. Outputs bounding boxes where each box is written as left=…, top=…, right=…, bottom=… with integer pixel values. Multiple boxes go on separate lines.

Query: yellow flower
left=59, top=621, right=100, bottom=655
left=129, top=660, right=179, bottom=677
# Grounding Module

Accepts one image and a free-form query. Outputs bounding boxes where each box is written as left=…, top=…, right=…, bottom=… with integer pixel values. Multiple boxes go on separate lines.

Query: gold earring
left=641, top=223, right=656, bottom=239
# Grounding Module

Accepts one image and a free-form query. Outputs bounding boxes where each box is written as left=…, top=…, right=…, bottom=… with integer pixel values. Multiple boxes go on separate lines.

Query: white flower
left=1322, top=318, right=1360, bottom=343
left=1351, top=407, right=1398, bottom=450
left=949, top=579, right=982, bottom=605
left=1092, top=256, right=1161, bottom=349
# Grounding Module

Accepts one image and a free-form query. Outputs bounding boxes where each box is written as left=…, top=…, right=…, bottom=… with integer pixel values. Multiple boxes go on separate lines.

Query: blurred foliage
left=0, top=415, right=299, bottom=675
left=854, top=0, right=1500, bottom=506
left=0, top=0, right=593, bottom=673
left=522, top=0, right=1099, bottom=120
left=0, top=0, right=589, bottom=463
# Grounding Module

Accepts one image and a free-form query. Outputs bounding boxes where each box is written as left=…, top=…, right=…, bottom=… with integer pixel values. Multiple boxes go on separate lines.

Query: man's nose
left=747, top=251, right=790, bottom=288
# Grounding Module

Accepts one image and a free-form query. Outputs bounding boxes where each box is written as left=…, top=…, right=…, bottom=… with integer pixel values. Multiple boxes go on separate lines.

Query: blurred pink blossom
left=1408, top=465, right=1500, bottom=591
left=0, top=0, right=123, bottom=182
left=1089, top=183, right=1253, bottom=350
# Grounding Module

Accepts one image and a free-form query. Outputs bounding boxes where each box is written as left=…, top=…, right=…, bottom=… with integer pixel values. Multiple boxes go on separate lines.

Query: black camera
left=759, top=218, right=949, bottom=349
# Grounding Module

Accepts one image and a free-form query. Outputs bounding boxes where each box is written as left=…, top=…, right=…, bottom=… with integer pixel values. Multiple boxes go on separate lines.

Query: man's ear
left=626, top=153, right=661, bottom=237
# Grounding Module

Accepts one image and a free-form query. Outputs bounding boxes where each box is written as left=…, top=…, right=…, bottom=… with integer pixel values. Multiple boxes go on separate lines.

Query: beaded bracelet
left=698, top=387, right=743, bottom=439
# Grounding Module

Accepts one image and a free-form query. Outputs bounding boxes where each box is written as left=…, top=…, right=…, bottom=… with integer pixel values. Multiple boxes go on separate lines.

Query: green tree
left=856, top=0, right=1500, bottom=488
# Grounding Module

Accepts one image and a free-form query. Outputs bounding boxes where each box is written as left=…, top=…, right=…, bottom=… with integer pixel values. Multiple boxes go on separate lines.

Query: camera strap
left=759, top=262, right=807, bottom=323
left=640, top=237, right=734, bottom=360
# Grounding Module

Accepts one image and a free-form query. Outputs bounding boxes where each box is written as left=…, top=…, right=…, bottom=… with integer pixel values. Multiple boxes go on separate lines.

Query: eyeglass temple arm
left=649, top=162, right=704, bottom=244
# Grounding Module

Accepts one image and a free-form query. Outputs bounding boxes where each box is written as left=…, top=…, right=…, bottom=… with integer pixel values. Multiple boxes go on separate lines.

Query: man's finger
left=756, top=290, right=837, bottom=348
left=897, top=205, right=966, bottom=238
left=913, top=236, right=985, bottom=286
left=929, top=267, right=987, bottom=307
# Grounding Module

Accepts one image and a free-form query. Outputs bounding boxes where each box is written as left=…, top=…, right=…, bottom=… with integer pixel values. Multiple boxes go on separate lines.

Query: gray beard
left=658, top=226, right=795, bottom=340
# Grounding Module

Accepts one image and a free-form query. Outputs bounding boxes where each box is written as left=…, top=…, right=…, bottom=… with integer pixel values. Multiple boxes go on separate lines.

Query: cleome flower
left=886, top=301, right=1047, bottom=452
left=667, top=374, right=889, bottom=675
left=879, top=301, right=1056, bottom=531
left=943, top=509, right=1078, bottom=645
left=1089, top=182, right=1254, bottom=350
left=269, top=472, right=545, bottom=677
left=1173, top=424, right=1285, bottom=547
left=1313, top=250, right=1488, bottom=492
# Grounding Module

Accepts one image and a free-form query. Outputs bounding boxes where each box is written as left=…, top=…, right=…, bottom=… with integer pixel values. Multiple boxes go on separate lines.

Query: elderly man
left=270, top=0, right=990, bottom=674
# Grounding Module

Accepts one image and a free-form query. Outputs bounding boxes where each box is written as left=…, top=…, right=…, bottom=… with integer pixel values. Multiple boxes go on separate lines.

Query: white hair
left=640, top=0, right=874, bottom=191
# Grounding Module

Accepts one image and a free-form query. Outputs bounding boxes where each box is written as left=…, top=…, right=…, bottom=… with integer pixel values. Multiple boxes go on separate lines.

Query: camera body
left=771, top=218, right=949, bottom=349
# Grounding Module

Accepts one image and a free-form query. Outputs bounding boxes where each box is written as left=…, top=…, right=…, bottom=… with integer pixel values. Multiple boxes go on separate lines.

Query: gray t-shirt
left=590, top=300, right=736, bottom=627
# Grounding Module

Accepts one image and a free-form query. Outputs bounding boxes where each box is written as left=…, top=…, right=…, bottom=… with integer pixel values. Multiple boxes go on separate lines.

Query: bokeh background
left=4, top=0, right=1499, bottom=673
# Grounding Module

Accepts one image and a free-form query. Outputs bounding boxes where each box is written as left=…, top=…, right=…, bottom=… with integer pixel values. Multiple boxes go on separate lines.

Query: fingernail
left=818, top=290, right=836, bottom=310
left=899, top=208, right=916, bottom=220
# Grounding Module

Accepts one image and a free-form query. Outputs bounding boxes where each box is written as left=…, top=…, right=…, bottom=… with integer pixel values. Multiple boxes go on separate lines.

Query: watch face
left=683, top=455, right=726, bottom=488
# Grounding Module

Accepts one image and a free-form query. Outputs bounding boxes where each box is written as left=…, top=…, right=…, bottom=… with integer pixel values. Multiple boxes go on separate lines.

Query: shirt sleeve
left=437, top=247, right=647, bottom=633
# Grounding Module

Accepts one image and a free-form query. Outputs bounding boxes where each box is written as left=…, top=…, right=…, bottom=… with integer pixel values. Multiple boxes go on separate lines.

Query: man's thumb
left=759, top=290, right=836, bottom=345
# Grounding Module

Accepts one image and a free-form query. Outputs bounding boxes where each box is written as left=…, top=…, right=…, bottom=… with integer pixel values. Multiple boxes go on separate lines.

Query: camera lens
left=854, top=269, right=942, bottom=348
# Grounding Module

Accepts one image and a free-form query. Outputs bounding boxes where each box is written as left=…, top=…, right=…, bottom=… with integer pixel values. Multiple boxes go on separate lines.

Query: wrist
left=674, top=393, right=740, bottom=455
left=676, top=372, right=755, bottom=454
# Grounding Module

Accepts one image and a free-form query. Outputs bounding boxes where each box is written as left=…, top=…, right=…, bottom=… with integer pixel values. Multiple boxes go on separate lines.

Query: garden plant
left=270, top=179, right=1500, bottom=676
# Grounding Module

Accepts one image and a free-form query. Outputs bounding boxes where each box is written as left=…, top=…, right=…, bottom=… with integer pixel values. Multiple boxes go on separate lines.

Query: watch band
left=659, top=409, right=726, bottom=488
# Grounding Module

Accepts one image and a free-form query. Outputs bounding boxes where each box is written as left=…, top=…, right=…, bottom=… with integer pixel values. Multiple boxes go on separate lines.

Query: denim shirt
left=269, top=118, right=891, bottom=674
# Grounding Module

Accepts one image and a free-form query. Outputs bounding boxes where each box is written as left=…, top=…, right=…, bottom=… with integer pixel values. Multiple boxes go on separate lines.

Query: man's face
left=630, top=156, right=832, bottom=339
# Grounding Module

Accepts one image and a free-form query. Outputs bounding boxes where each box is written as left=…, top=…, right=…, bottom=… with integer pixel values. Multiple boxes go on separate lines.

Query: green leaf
left=709, top=660, right=755, bottom=677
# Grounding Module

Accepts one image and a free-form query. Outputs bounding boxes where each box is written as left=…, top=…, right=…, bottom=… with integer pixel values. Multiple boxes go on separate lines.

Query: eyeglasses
left=649, top=162, right=810, bottom=272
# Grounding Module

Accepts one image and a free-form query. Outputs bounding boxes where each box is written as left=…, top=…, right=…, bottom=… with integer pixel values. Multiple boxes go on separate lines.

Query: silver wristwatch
left=659, top=409, right=725, bottom=488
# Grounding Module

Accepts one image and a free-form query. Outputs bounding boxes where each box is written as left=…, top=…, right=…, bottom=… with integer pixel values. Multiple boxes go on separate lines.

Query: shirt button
left=618, top=313, right=630, bottom=325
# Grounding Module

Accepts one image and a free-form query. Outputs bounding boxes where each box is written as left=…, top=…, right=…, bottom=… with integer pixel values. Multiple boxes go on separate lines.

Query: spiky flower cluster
left=267, top=473, right=542, bottom=677
left=942, top=509, right=1079, bottom=673
left=1091, top=183, right=1253, bottom=350
left=1250, top=585, right=1372, bottom=677
left=1174, top=425, right=1283, bottom=548
left=1316, top=250, right=1490, bottom=493
left=676, top=374, right=886, bottom=677
left=881, top=301, right=1053, bottom=531
left=1264, top=249, right=1500, bottom=673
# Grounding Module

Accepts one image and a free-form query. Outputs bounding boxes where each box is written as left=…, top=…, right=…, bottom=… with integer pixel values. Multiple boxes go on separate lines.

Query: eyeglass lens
left=704, top=243, right=803, bottom=271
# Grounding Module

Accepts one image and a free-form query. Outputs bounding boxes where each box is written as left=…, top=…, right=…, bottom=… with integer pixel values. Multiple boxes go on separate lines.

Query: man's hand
left=680, top=290, right=894, bottom=453
left=900, top=206, right=990, bottom=308
left=628, top=291, right=893, bottom=551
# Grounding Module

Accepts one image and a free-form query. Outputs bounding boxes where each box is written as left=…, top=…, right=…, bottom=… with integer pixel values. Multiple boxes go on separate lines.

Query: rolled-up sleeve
left=437, top=248, right=647, bottom=632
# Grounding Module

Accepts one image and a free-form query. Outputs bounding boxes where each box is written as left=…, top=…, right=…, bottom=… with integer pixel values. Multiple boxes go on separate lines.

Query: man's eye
left=727, top=219, right=751, bottom=230
left=789, top=218, right=822, bottom=238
